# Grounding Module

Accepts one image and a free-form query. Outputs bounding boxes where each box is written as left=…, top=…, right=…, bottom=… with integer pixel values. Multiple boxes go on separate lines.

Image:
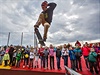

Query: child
left=49, top=44, right=55, bottom=70
left=62, top=44, right=69, bottom=67
left=38, top=45, right=44, bottom=68
left=74, top=44, right=82, bottom=71
left=12, top=49, right=17, bottom=66
left=56, top=46, right=62, bottom=70
left=88, top=48, right=99, bottom=74
left=29, top=48, right=35, bottom=69
left=16, top=49, right=21, bottom=68
left=43, top=46, right=49, bottom=69
left=23, top=49, right=30, bottom=68
left=81, top=44, right=90, bottom=69
left=34, top=47, right=39, bottom=68
left=69, top=46, right=76, bottom=71
left=0, top=47, right=5, bottom=65
left=3, top=51, right=10, bottom=66
left=97, top=43, right=100, bottom=71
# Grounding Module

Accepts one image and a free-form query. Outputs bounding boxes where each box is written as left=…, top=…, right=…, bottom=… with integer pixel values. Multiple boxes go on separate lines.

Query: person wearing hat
left=74, top=44, right=82, bottom=71
left=34, top=1, right=57, bottom=41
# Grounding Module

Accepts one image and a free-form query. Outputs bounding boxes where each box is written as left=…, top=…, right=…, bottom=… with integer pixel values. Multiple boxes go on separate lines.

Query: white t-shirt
left=62, top=48, right=69, bottom=56
left=30, top=52, right=35, bottom=59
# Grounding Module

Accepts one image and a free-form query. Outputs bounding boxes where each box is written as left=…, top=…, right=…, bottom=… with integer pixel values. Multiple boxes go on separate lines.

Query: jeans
left=40, top=56, right=44, bottom=68
left=16, top=60, right=20, bottom=67
left=56, top=57, right=61, bottom=69
left=63, top=55, right=68, bottom=66
left=50, top=56, right=54, bottom=69
left=75, top=57, right=82, bottom=71
left=9, top=54, right=13, bottom=65
left=89, top=62, right=98, bottom=74
left=0, top=56, right=3, bottom=65
left=84, top=56, right=89, bottom=68
left=43, top=56, right=48, bottom=68
left=23, top=58, right=29, bottom=65
left=71, top=60, right=76, bottom=70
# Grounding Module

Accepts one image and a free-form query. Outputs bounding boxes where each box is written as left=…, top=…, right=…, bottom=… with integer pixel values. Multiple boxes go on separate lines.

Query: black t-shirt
left=42, top=3, right=57, bottom=24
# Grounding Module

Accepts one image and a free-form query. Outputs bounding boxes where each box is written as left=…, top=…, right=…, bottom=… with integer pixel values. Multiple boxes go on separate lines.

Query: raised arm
left=48, top=2, right=57, bottom=11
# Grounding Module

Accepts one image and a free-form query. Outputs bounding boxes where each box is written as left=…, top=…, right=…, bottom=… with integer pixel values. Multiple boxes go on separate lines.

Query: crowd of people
left=0, top=42, right=100, bottom=75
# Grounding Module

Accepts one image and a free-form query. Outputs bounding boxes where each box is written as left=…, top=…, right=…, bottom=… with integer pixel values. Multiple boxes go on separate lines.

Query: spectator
left=56, top=46, right=62, bottom=70
left=62, top=44, right=69, bottom=67
left=49, top=44, right=55, bottom=70
left=34, top=47, right=39, bottom=68
left=97, top=43, right=100, bottom=71
left=43, top=46, right=49, bottom=69
left=74, top=44, right=82, bottom=71
left=69, top=46, right=76, bottom=71
left=29, top=47, right=35, bottom=69
left=23, top=49, right=30, bottom=68
left=38, top=45, right=45, bottom=68
left=81, top=44, right=90, bottom=69
left=16, top=49, right=21, bottom=68
left=12, top=49, right=17, bottom=66
left=3, top=51, right=10, bottom=66
left=88, top=48, right=99, bottom=74
left=0, top=47, right=5, bottom=65
left=8, top=45, right=14, bottom=66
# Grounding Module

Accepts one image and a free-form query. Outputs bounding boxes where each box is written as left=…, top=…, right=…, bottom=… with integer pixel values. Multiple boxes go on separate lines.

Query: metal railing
left=65, top=66, right=82, bottom=75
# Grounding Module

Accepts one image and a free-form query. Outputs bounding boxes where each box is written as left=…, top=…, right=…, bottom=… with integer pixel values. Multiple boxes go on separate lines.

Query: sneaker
left=37, top=65, right=39, bottom=68
left=27, top=65, right=29, bottom=68
left=23, top=65, right=25, bottom=68
left=34, top=66, right=36, bottom=68
left=43, top=38, right=46, bottom=42
left=34, top=25, right=39, bottom=28
left=80, top=69, right=82, bottom=71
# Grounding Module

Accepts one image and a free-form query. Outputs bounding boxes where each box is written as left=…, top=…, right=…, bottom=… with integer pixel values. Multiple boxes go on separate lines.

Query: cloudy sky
left=0, top=0, right=100, bottom=46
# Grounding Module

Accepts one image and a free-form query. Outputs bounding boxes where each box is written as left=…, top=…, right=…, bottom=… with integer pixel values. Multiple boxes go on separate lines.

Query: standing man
left=34, top=1, right=57, bottom=41
left=9, top=45, right=14, bottom=66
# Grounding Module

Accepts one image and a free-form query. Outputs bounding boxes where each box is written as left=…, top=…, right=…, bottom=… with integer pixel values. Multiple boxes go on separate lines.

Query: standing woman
left=49, top=44, right=55, bottom=70
left=34, top=47, right=39, bottom=68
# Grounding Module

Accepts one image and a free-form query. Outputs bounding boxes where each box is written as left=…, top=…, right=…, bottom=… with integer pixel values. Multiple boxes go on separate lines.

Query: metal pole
left=21, top=32, right=23, bottom=46
left=7, top=32, right=10, bottom=47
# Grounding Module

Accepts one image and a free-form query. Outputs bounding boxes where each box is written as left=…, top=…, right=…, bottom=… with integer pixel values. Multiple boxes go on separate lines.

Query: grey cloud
left=0, top=0, right=100, bottom=46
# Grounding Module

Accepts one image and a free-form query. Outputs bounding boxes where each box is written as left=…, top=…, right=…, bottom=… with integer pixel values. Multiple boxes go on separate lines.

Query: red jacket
left=81, top=46, right=90, bottom=56
left=38, top=48, right=44, bottom=56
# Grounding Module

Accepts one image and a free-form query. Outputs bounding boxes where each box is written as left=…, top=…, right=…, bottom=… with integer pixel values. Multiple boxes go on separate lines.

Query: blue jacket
left=69, top=50, right=76, bottom=60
